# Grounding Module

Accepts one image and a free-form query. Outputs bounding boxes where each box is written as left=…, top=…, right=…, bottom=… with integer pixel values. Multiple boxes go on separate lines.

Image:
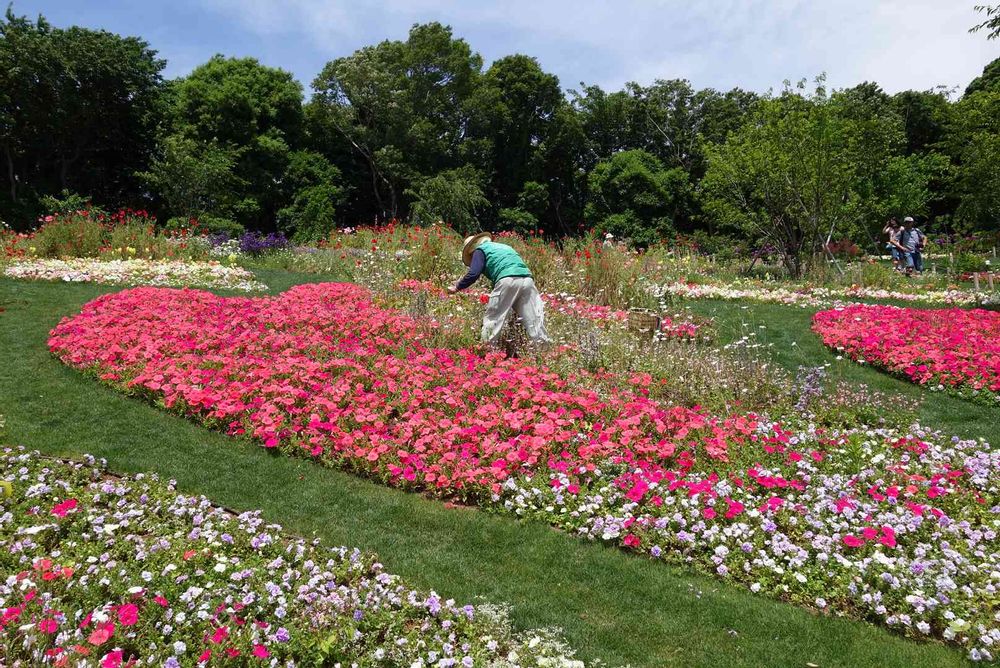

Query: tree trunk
left=3, top=145, right=16, bottom=202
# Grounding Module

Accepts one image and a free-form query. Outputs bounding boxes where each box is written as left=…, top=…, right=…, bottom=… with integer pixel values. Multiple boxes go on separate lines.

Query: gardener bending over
left=448, top=233, right=552, bottom=345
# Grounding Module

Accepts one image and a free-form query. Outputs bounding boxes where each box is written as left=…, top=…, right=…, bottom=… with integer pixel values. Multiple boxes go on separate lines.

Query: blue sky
left=15, top=1, right=1000, bottom=96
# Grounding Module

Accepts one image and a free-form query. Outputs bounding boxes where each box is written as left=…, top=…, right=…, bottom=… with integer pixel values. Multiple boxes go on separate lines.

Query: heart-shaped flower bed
left=49, top=284, right=750, bottom=498
left=813, top=305, right=1000, bottom=404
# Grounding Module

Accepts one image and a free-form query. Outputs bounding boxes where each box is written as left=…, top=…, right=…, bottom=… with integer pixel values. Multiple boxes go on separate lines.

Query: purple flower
left=239, top=231, right=289, bottom=255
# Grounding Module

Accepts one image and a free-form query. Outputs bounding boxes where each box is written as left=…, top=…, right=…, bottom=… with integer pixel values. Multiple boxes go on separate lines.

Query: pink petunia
left=117, top=604, right=139, bottom=626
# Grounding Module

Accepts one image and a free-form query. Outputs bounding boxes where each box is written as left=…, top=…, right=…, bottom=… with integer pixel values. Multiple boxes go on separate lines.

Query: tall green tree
left=166, top=56, right=307, bottom=229
left=404, top=165, right=488, bottom=234
left=276, top=150, right=347, bottom=241
left=892, top=89, right=954, bottom=154
left=533, top=102, right=589, bottom=235
left=0, top=8, right=165, bottom=227
left=966, top=57, right=1000, bottom=96
left=949, top=88, right=1000, bottom=231
left=571, top=85, right=643, bottom=168
left=465, top=55, right=562, bottom=223
left=311, top=23, right=483, bottom=220
left=701, top=80, right=932, bottom=276
left=137, top=134, right=242, bottom=221
left=585, top=149, right=690, bottom=247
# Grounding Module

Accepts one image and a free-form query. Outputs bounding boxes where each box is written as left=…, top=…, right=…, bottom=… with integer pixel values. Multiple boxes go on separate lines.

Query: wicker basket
left=627, top=309, right=661, bottom=335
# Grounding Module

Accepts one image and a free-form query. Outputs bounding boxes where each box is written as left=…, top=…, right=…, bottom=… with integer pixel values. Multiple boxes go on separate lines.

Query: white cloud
left=200, top=0, right=999, bottom=94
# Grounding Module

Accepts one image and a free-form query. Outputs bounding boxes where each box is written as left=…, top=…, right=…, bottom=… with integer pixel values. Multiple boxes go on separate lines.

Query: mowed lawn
left=0, top=272, right=985, bottom=667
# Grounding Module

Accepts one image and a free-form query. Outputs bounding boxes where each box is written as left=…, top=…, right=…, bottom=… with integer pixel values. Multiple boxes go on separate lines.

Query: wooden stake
left=974, top=273, right=981, bottom=291
left=990, top=273, right=996, bottom=292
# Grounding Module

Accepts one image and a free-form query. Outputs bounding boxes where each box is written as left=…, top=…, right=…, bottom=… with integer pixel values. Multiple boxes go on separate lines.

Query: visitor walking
left=448, top=232, right=552, bottom=345
left=883, top=218, right=905, bottom=271
left=899, top=217, right=926, bottom=275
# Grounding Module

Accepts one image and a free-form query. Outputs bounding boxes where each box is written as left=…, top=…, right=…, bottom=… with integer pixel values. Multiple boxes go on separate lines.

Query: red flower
left=50, top=499, right=78, bottom=518
left=842, top=535, right=864, bottom=548
left=210, top=625, right=229, bottom=644
left=88, top=622, right=115, bottom=646
left=100, top=649, right=123, bottom=668
left=117, top=603, right=139, bottom=626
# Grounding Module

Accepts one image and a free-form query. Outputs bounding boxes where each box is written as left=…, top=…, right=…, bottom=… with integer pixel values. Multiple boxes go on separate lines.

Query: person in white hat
left=899, top=217, right=925, bottom=275
left=447, top=232, right=552, bottom=345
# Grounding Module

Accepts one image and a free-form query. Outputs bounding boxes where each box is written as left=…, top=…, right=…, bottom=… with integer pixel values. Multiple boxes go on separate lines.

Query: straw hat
left=462, top=232, right=492, bottom=266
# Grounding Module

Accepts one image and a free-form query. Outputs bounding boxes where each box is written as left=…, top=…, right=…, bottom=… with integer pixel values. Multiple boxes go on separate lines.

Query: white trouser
left=481, top=276, right=552, bottom=345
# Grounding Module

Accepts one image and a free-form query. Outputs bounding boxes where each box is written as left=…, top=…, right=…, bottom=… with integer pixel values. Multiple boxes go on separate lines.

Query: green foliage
left=892, top=89, right=954, bottom=154
left=948, top=89, right=1000, bottom=231
left=30, top=212, right=105, bottom=257
left=971, top=4, right=1000, bottom=40
left=875, top=152, right=950, bottom=222
left=38, top=190, right=105, bottom=217
left=275, top=151, right=346, bottom=242
left=966, top=57, right=1000, bottom=96
left=954, top=252, right=989, bottom=274
left=701, top=80, right=932, bottom=276
left=168, top=56, right=306, bottom=229
left=0, top=8, right=165, bottom=228
left=585, top=149, right=688, bottom=247
left=139, top=134, right=242, bottom=220
left=165, top=215, right=244, bottom=238
left=0, top=9, right=996, bottom=249
left=311, top=23, right=483, bottom=220
left=465, top=55, right=562, bottom=224
left=498, top=208, right=538, bottom=236
left=277, top=186, right=341, bottom=242
left=405, top=166, right=489, bottom=234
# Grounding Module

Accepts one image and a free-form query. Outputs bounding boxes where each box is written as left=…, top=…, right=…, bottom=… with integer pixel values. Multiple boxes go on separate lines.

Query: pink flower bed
left=43, top=285, right=1000, bottom=658
left=813, top=305, right=1000, bottom=402
left=48, top=284, right=748, bottom=497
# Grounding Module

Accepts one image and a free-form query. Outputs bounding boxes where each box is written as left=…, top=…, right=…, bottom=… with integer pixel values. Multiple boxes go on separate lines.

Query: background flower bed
left=813, top=305, right=1000, bottom=406
left=3, top=258, right=266, bottom=293
left=653, top=280, right=998, bottom=308
left=43, top=283, right=1000, bottom=661
left=0, top=447, right=585, bottom=667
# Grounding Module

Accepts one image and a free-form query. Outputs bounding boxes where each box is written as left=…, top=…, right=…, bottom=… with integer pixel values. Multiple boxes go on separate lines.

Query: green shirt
left=478, top=241, right=532, bottom=286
